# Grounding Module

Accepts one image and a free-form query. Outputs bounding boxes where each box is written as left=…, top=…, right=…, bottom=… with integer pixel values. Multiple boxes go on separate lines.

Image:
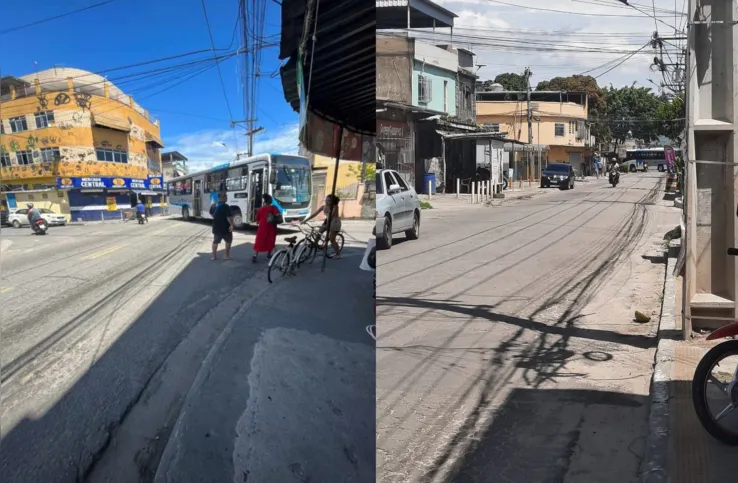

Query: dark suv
left=541, top=163, right=575, bottom=190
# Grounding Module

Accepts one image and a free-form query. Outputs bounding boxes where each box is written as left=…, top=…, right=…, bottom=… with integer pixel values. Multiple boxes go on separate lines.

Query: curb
left=640, top=249, right=679, bottom=483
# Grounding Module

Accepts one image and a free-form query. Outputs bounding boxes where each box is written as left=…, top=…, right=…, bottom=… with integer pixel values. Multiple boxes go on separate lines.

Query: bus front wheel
left=231, top=210, right=245, bottom=229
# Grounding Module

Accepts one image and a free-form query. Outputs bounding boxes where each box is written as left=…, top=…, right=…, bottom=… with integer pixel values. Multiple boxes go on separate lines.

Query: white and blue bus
left=625, top=147, right=682, bottom=173
left=167, top=153, right=312, bottom=228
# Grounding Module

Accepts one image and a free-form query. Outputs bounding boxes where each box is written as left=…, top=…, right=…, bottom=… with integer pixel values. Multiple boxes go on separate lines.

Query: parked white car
left=9, top=208, right=67, bottom=228
left=376, top=168, right=421, bottom=249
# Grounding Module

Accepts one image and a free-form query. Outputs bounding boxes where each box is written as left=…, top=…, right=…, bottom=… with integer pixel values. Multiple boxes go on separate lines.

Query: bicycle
left=267, top=234, right=300, bottom=283
left=292, top=223, right=345, bottom=265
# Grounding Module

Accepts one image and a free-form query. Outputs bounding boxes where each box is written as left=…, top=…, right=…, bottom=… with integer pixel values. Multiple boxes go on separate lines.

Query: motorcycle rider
left=609, top=157, right=620, bottom=183
left=136, top=199, right=147, bottom=223
left=26, top=203, right=42, bottom=233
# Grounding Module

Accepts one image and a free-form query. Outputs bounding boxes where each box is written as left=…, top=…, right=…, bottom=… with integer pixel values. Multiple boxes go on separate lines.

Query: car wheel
left=12, top=220, right=21, bottom=228
left=405, top=211, right=420, bottom=240
left=377, top=216, right=392, bottom=250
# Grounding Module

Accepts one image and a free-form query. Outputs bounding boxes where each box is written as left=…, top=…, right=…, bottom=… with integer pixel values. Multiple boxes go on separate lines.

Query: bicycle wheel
left=326, top=233, right=345, bottom=259
left=267, top=249, right=290, bottom=283
left=295, top=239, right=313, bottom=266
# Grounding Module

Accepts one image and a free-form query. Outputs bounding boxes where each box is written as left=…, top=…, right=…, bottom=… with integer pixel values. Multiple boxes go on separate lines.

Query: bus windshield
left=271, top=155, right=311, bottom=205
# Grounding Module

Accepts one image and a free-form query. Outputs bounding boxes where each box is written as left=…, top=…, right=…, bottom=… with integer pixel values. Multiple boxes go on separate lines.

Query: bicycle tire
left=295, top=239, right=313, bottom=266
left=267, top=250, right=289, bottom=284
left=326, top=233, right=345, bottom=259
left=692, top=340, right=738, bottom=445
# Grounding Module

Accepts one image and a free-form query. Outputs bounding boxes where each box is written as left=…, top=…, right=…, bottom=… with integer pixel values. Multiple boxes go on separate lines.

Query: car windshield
left=545, top=164, right=569, bottom=173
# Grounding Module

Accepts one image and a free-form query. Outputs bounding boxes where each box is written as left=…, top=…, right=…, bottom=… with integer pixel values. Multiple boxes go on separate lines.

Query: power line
left=200, top=0, right=235, bottom=122
left=595, top=44, right=650, bottom=79
left=0, top=0, right=120, bottom=35
left=482, top=0, right=682, bottom=18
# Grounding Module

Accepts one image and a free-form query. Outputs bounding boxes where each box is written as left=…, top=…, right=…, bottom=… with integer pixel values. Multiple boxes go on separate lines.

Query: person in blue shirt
left=136, top=200, right=146, bottom=222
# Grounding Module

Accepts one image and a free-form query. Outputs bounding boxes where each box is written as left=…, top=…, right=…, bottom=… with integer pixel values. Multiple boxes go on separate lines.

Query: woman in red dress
left=253, top=194, right=280, bottom=263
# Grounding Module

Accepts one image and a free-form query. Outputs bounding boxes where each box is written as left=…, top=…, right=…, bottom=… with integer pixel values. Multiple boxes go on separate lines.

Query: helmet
left=612, top=158, right=617, bottom=163
left=26, top=203, right=34, bottom=208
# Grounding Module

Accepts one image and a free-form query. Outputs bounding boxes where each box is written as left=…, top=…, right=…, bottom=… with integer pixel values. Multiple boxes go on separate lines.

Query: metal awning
left=92, top=113, right=131, bottom=132
left=503, top=143, right=549, bottom=152
left=376, top=0, right=457, bottom=29
left=436, top=130, right=513, bottom=142
left=131, top=190, right=161, bottom=196
left=145, top=132, right=165, bottom=148
left=279, top=0, right=375, bottom=134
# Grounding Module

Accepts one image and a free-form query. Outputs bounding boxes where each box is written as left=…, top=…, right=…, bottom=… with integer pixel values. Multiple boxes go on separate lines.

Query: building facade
left=162, top=151, right=188, bottom=180
left=476, top=91, right=594, bottom=175
left=412, top=41, right=458, bottom=115
left=0, top=68, right=165, bottom=221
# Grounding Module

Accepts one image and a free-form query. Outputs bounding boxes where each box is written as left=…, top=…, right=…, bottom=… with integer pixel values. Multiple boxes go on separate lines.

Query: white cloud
left=423, top=0, right=686, bottom=89
left=167, top=123, right=300, bottom=173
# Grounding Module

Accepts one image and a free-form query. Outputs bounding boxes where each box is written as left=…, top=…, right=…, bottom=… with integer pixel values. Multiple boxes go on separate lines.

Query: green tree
left=348, top=161, right=376, bottom=181
left=656, top=95, right=686, bottom=143
left=603, top=85, right=662, bottom=146
left=493, top=72, right=527, bottom=92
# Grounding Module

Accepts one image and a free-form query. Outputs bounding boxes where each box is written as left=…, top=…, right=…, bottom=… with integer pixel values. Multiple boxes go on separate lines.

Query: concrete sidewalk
left=425, top=182, right=554, bottom=210
left=641, top=248, right=738, bottom=483
left=153, top=241, right=375, bottom=482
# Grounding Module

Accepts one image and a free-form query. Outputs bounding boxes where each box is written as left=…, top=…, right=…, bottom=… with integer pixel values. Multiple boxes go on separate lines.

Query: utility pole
left=246, top=126, right=264, bottom=156
left=524, top=67, right=533, bottom=181
left=230, top=119, right=262, bottom=156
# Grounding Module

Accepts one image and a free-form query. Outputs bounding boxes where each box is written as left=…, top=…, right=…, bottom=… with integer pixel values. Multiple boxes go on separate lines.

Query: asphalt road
left=377, top=172, right=681, bottom=483
left=0, top=217, right=373, bottom=482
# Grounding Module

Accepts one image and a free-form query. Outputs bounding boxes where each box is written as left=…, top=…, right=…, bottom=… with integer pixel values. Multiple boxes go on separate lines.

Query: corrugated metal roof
left=279, top=0, right=375, bottom=135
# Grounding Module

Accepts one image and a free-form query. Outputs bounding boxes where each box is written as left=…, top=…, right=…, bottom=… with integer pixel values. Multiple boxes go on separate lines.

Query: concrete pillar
left=9, top=85, right=16, bottom=100
left=67, top=77, right=74, bottom=93
left=34, top=78, right=40, bottom=95
left=684, top=0, right=738, bottom=334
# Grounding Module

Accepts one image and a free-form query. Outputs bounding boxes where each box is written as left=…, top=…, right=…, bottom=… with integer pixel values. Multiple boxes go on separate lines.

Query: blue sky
left=0, top=0, right=299, bottom=171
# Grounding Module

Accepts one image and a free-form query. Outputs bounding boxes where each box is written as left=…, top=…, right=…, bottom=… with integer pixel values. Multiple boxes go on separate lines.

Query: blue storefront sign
left=57, top=176, right=165, bottom=190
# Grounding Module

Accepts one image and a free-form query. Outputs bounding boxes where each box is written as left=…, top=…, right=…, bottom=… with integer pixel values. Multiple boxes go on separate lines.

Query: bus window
left=206, top=171, right=226, bottom=193
left=226, top=167, right=248, bottom=191
left=180, top=178, right=192, bottom=195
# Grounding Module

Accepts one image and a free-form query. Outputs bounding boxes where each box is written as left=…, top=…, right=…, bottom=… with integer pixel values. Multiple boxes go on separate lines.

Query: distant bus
left=167, top=153, right=312, bottom=228
left=624, top=147, right=682, bottom=173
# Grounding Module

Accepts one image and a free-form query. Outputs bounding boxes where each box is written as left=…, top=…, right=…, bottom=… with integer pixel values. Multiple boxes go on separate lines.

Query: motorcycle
left=609, top=169, right=619, bottom=187
left=32, top=218, right=48, bottom=235
left=692, top=246, right=738, bottom=445
left=137, top=212, right=147, bottom=224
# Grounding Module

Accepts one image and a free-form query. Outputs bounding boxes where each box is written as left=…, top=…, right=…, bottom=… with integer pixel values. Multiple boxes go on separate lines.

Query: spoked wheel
left=326, top=233, right=345, bottom=259
left=295, top=239, right=314, bottom=267
left=267, top=250, right=290, bottom=284
left=692, top=340, right=738, bottom=445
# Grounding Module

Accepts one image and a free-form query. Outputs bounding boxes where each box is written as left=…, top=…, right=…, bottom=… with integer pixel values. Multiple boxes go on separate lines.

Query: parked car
left=8, top=208, right=67, bottom=228
left=541, top=163, right=575, bottom=190
left=376, top=168, right=421, bottom=250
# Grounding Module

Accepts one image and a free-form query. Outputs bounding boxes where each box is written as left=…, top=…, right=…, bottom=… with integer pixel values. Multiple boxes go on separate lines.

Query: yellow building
left=476, top=91, right=595, bottom=174
left=0, top=68, right=165, bottom=221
